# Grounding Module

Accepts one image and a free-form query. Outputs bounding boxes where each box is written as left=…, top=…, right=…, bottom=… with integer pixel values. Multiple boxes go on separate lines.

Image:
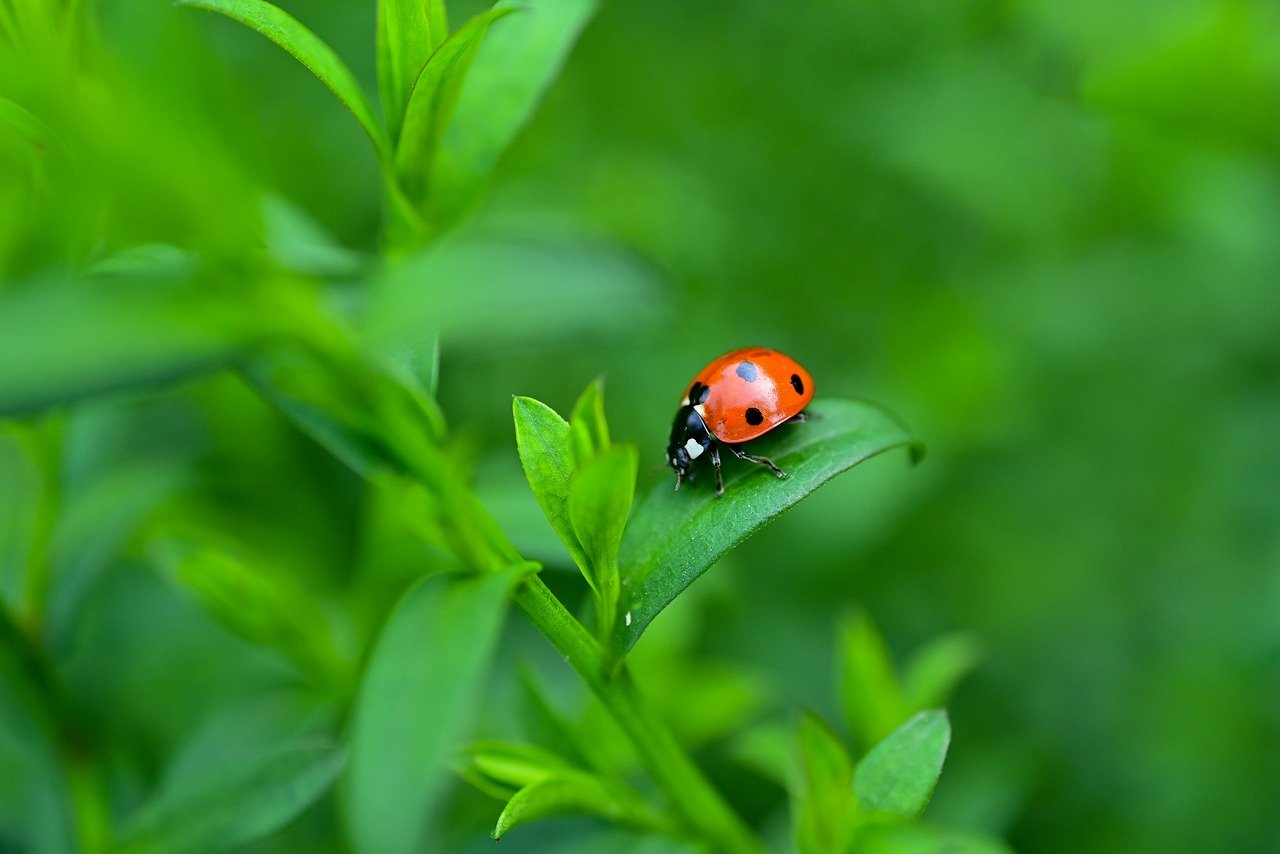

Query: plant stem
left=512, top=575, right=763, bottom=854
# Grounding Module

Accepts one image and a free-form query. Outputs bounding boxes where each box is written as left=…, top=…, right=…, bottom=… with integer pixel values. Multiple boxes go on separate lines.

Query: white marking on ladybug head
left=680, top=396, right=690, bottom=406
left=684, top=438, right=704, bottom=459
left=693, top=403, right=707, bottom=417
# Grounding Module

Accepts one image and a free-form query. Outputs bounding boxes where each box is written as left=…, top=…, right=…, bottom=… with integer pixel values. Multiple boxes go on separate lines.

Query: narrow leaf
left=343, top=569, right=517, bottom=854
left=0, top=276, right=266, bottom=417
left=901, top=633, right=982, bottom=712
left=179, top=0, right=391, bottom=164
left=118, top=742, right=346, bottom=853
left=794, top=714, right=855, bottom=854
left=840, top=609, right=909, bottom=754
left=614, top=399, right=922, bottom=655
left=377, top=0, right=446, bottom=144
left=513, top=396, right=590, bottom=574
left=567, top=444, right=637, bottom=636
left=396, top=7, right=516, bottom=205
left=493, top=775, right=631, bottom=840
left=426, top=0, right=596, bottom=226
left=853, top=710, right=951, bottom=819
left=569, top=378, right=610, bottom=466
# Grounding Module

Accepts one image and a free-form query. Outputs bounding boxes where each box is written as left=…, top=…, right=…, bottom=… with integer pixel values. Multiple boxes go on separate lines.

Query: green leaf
left=794, top=714, right=855, bottom=854
left=343, top=568, right=518, bottom=854
left=117, top=742, right=346, bottom=853
left=901, top=633, right=982, bottom=712
left=840, top=609, right=909, bottom=755
left=261, top=195, right=365, bottom=278
left=426, top=0, right=596, bottom=226
left=395, top=6, right=516, bottom=207
left=569, top=378, right=610, bottom=466
left=493, top=774, right=642, bottom=841
left=362, top=234, right=660, bottom=356
left=462, top=740, right=578, bottom=796
left=513, top=396, right=590, bottom=574
left=0, top=277, right=268, bottom=417
left=568, top=445, right=636, bottom=634
left=853, top=824, right=1012, bottom=854
left=377, top=0, right=447, bottom=144
left=614, top=399, right=922, bottom=655
left=178, top=0, right=391, bottom=165
left=853, top=710, right=951, bottom=820
left=155, top=545, right=343, bottom=688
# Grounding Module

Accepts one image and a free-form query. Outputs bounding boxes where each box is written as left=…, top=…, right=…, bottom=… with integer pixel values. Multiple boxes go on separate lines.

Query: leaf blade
left=513, top=396, right=590, bottom=575
left=567, top=444, right=637, bottom=638
left=118, top=742, right=346, bottom=853
left=426, top=0, right=596, bottom=227
left=614, top=399, right=921, bottom=655
left=179, top=0, right=391, bottom=164
left=377, top=0, right=445, bottom=144
left=853, top=710, right=951, bottom=819
left=840, top=608, right=909, bottom=755
left=343, top=569, right=517, bottom=854
left=395, top=6, right=516, bottom=206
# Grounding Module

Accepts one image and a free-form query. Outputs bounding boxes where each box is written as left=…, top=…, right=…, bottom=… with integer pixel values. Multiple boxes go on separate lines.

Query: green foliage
left=616, top=400, right=921, bottom=656
left=344, top=566, right=526, bottom=854
left=116, top=741, right=347, bottom=853
left=376, top=0, right=447, bottom=143
left=794, top=714, right=855, bottom=854
left=176, top=0, right=390, bottom=163
left=854, top=711, right=951, bottom=820
left=7, top=0, right=1267, bottom=850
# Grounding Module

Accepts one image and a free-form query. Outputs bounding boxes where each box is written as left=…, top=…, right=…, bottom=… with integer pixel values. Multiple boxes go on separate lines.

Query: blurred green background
left=3, top=0, right=1279, bottom=851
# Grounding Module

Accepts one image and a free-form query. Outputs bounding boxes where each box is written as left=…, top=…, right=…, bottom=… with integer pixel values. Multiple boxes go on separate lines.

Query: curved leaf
left=343, top=567, right=522, bottom=854
left=426, top=0, right=596, bottom=226
left=853, top=710, right=951, bottom=819
left=377, top=0, right=447, bottom=143
left=513, top=396, right=589, bottom=575
left=117, top=742, right=346, bottom=853
left=395, top=7, right=516, bottom=204
left=613, top=399, right=922, bottom=655
left=178, top=0, right=391, bottom=164
left=493, top=774, right=645, bottom=841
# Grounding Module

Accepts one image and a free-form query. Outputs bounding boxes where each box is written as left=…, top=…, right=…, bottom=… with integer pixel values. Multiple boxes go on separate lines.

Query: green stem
left=512, top=576, right=762, bottom=854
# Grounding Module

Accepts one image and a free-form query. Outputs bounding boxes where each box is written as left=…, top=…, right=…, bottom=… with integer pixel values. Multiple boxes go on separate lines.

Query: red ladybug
left=667, top=347, right=814, bottom=496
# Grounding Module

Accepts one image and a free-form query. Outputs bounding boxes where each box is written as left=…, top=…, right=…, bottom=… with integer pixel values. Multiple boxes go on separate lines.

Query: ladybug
left=667, top=347, right=814, bottom=496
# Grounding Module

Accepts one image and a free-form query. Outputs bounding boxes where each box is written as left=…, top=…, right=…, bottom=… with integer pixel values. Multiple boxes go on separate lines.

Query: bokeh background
left=3, top=0, right=1279, bottom=851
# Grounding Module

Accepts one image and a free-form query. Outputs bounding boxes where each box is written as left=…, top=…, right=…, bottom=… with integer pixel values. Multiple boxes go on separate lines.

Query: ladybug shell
left=681, top=347, right=814, bottom=443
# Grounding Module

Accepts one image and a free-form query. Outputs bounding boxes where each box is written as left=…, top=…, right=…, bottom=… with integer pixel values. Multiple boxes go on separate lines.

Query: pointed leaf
left=493, top=775, right=631, bottom=840
left=178, top=0, right=391, bottom=164
left=426, top=0, right=596, bottom=226
left=840, top=609, right=909, bottom=754
left=569, top=378, right=610, bottom=465
left=853, top=710, right=951, bottom=819
left=513, top=396, right=590, bottom=573
left=568, top=445, right=635, bottom=582
left=117, top=742, right=346, bottom=853
left=614, top=399, right=922, bottom=655
left=0, top=274, right=269, bottom=417
left=343, top=568, right=518, bottom=854
left=377, top=0, right=447, bottom=143
left=396, top=7, right=516, bottom=205
left=794, top=714, right=855, bottom=854
left=901, top=633, right=982, bottom=712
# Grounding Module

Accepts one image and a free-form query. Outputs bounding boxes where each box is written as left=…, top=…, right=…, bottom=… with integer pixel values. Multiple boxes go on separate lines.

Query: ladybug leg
left=709, top=443, right=725, bottom=497
left=785, top=412, right=809, bottom=424
left=728, top=444, right=788, bottom=479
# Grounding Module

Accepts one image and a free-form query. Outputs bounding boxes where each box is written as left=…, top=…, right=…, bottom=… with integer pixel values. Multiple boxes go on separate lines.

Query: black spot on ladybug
left=736, top=361, right=759, bottom=382
left=689, top=382, right=710, bottom=404
left=790, top=373, right=804, bottom=394
left=745, top=407, right=764, bottom=426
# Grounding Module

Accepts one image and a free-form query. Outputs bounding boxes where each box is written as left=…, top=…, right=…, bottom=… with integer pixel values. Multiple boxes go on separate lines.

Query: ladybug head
left=667, top=404, right=713, bottom=485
